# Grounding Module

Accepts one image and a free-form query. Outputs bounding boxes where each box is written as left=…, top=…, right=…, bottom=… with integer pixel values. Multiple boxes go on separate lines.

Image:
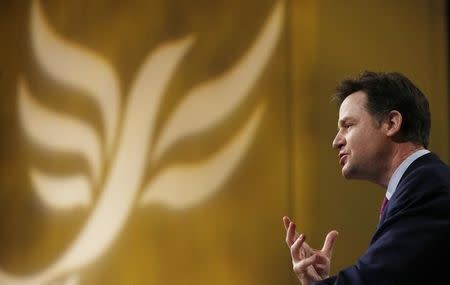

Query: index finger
left=283, top=216, right=291, bottom=230
left=284, top=217, right=300, bottom=246
left=286, top=222, right=298, bottom=247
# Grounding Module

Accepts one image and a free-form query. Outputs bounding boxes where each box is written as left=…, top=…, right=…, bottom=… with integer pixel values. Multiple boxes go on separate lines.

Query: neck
left=376, top=143, right=424, bottom=188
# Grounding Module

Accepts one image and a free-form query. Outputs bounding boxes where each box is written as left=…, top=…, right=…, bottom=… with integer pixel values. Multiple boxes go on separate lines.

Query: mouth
left=339, top=153, right=348, bottom=166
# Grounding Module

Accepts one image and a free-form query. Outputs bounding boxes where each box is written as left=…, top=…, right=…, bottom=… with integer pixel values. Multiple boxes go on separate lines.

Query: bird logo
left=0, top=0, right=284, bottom=284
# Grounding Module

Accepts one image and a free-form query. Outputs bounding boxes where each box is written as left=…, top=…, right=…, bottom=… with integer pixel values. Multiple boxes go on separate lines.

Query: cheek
left=346, top=129, right=373, bottom=155
left=351, top=129, right=385, bottom=157
left=350, top=127, right=372, bottom=144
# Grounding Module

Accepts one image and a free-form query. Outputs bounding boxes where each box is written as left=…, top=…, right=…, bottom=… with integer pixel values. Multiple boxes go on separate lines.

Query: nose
left=332, top=130, right=345, bottom=150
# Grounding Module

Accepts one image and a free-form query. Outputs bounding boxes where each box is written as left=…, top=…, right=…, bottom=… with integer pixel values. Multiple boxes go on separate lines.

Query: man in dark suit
left=283, top=71, right=450, bottom=284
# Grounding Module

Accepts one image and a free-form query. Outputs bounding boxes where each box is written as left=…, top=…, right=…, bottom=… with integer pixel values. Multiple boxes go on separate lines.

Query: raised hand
left=283, top=216, right=339, bottom=285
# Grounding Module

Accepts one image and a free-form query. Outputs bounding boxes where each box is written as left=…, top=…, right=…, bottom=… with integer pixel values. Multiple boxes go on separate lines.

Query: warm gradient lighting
left=0, top=0, right=284, bottom=284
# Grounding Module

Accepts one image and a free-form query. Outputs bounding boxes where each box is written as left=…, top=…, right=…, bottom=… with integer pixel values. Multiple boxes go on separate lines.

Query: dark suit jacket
left=314, top=153, right=450, bottom=284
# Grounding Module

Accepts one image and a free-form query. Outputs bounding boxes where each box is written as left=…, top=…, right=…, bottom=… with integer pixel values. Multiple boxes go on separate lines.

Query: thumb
left=321, top=230, right=339, bottom=257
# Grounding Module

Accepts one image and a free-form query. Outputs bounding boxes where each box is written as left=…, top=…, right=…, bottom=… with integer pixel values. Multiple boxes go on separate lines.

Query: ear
left=385, top=110, right=402, bottom=137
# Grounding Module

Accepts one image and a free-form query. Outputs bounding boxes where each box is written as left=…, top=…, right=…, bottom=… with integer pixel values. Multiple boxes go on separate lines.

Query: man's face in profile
left=332, top=91, right=389, bottom=181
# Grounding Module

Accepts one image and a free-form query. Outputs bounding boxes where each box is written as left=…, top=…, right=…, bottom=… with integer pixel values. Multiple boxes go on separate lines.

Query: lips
left=339, top=153, right=348, bottom=166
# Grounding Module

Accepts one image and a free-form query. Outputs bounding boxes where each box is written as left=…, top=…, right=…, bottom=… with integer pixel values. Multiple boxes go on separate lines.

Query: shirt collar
left=386, top=149, right=430, bottom=200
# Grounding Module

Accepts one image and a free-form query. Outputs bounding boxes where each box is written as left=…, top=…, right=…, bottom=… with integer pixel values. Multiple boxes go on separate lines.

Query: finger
left=285, top=222, right=294, bottom=246
left=290, top=233, right=305, bottom=262
left=286, top=222, right=298, bottom=246
left=283, top=216, right=291, bottom=230
left=321, top=230, right=339, bottom=258
left=283, top=217, right=299, bottom=239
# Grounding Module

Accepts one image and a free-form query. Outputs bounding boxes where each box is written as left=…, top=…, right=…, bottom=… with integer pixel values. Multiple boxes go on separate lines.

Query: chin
left=341, top=168, right=349, bottom=179
left=341, top=165, right=355, bottom=179
left=342, top=171, right=352, bottom=179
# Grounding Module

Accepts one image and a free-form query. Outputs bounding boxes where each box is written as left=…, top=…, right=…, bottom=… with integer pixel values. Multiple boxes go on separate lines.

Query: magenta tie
left=379, top=197, right=389, bottom=221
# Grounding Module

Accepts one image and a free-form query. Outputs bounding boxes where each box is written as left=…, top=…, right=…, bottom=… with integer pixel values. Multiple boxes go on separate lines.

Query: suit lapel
left=378, top=152, right=438, bottom=226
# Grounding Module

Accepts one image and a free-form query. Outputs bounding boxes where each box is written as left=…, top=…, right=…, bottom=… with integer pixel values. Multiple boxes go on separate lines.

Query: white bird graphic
left=0, top=0, right=284, bottom=284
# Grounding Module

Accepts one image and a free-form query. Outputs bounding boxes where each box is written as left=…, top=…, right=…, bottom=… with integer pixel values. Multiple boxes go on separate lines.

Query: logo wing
left=139, top=1, right=284, bottom=209
left=18, top=78, right=97, bottom=209
left=31, top=0, right=120, bottom=156
left=140, top=103, right=265, bottom=209
left=18, top=0, right=121, bottom=209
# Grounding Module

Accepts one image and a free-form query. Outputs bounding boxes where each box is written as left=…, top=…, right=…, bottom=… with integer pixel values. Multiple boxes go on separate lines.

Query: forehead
left=338, top=91, right=369, bottom=120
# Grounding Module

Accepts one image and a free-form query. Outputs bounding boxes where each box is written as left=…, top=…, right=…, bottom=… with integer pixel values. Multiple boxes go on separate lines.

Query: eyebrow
left=337, top=117, right=354, bottom=128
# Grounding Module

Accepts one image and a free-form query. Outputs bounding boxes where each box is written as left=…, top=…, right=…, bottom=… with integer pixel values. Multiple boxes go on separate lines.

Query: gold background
left=0, top=0, right=448, bottom=284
